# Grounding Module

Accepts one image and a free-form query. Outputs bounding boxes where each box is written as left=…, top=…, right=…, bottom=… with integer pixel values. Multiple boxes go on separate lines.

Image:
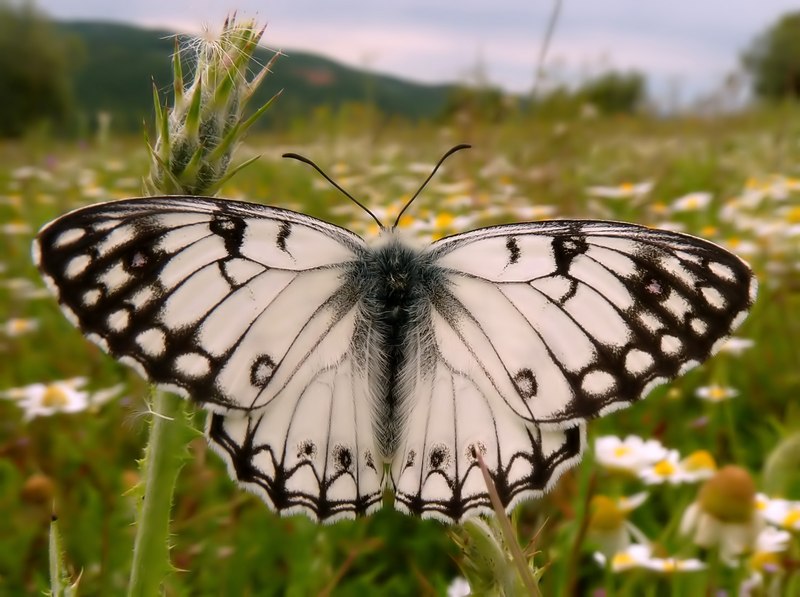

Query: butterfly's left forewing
left=391, top=219, right=755, bottom=522
left=34, top=196, right=384, bottom=521
left=426, top=220, right=757, bottom=426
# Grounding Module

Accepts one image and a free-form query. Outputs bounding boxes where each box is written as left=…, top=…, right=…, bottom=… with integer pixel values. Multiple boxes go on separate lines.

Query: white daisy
left=641, top=555, right=706, bottom=573
left=0, top=378, right=124, bottom=421
left=670, top=192, right=712, bottom=212
left=758, top=494, right=800, bottom=532
left=695, top=384, right=739, bottom=402
left=593, top=544, right=653, bottom=572
left=594, top=435, right=669, bottom=475
left=588, top=492, right=650, bottom=557
left=1, top=318, right=39, bottom=337
left=586, top=181, right=654, bottom=200
left=446, top=577, right=471, bottom=597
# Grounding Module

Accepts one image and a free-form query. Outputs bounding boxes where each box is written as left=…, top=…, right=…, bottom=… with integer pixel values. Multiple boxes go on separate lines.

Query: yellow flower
left=2, top=318, right=39, bottom=337
left=588, top=492, right=649, bottom=557
left=695, top=384, right=739, bottom=402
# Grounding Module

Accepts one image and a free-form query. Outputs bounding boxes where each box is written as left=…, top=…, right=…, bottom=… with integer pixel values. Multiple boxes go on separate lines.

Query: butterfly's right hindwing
left=207, top=345, right=384, bottom=521
left=35, top=196, right=387, bottom=521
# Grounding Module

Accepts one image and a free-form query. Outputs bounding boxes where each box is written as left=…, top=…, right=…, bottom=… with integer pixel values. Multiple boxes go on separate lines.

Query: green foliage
left=0, top=1, right=83, bottom=137
left=577, top=71, right=645, bottom=114
left=440, top=85, right=516, bottom=123
left=532, top=71, right=646, bottom=118
left=742, top=11, right=800, bottom=100
left=53, top=21, right=451, bottom=134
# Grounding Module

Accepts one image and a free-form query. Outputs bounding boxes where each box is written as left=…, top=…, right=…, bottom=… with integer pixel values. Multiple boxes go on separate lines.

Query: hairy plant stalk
left=128, top=393, right=193, bottom=597
left=129, top=15, right=279, bottom=595
left=50, top=514, right=80, bottom=596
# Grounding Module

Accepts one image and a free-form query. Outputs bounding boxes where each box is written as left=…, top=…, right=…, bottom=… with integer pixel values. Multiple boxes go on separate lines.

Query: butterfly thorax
left=353, top=234, right=442, bottom=457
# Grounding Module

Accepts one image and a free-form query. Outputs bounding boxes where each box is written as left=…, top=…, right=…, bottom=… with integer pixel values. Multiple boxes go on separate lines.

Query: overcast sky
left=36, top=1, right=798, bottom=104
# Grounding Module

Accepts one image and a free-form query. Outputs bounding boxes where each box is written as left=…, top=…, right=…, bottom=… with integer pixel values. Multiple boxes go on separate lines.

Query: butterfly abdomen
left=355, top=236, right=443, bottom=457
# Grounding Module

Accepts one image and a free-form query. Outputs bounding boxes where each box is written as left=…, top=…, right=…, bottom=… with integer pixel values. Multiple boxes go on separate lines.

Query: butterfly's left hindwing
left=425, top=220, right=757, bottom=426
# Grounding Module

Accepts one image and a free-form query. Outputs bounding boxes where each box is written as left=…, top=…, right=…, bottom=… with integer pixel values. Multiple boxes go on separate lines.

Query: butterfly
left=33, top=151, right=756, bottom=523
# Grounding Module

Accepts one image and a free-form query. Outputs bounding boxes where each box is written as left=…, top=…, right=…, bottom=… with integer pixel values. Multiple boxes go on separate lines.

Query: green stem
left=603, top=561, right=615, bottom=597
left=475, top=452, right=540, bottom=596
left=128, top=390, right=191, bottom=597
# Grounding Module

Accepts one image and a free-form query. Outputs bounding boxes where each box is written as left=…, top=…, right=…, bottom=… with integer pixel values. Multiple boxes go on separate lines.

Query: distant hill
left=55, top=21, right=455, bottom=132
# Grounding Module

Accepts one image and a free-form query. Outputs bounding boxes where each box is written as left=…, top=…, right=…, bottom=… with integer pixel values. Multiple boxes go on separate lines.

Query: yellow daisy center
left=41, top=385, right=70, bottom=408
left=9, top=319, right=34, bottom=334
left=653, top=459, right=676, bottom=477
left=750, top=551, right=781, bottom=572
left=707, top=386, right=728, bottom=401
left=435, top=213, right=454, bottom=228
left=683, top=450, right=716, bottom=472
left=396, top=214, right=414, bottom=228
left=613, top=446, right=631, bottom=458
left=611, top=552, right=635, bottom=569
left=589, top=495, right=625, bottom=531
left=782, top=510, right=800, bottom=529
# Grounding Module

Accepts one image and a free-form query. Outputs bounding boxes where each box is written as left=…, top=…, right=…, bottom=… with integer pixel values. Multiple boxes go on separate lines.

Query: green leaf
left=184, top=75, right=204, bottom=145
left=172, top=36, right=184, bottom=106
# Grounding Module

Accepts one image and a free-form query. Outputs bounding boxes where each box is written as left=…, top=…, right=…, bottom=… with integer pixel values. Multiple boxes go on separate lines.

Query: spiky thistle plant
left=449, top=454, right=545, bottom=596
left=144, top=15, right=280, bottom=196
left=128, top=16, right=280, bottom=597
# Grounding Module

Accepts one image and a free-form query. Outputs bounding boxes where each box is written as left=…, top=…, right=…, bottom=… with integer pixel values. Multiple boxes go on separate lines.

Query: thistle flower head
left=145, top=15, right=280, bottom=196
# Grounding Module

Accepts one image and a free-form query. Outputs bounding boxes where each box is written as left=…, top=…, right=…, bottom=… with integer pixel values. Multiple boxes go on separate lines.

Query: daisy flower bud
left=680, top=465, right=763, bottom=561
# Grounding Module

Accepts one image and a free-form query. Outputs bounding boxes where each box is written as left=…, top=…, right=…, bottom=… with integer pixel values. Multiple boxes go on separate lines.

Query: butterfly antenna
left=392, top=143, right=471, bottom=229
left=282, top=152, right=384, bottom=229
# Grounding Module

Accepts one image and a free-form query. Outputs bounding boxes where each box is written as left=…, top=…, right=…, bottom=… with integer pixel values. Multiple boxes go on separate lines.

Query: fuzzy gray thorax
left=351, top=233, right=443, bottom=458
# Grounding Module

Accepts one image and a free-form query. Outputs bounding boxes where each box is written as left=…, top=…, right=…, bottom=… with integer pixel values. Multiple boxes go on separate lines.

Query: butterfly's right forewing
left=34, top=197, right=365, bottom=412
left=35, top=196, right=385, bottom=521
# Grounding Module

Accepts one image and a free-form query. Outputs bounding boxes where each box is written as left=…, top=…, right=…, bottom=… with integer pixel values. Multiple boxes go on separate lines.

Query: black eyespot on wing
left=251, top=355, right=276, bottom=388
left=334, top=445, right=353, bottom=472
left=428, top=444, right=450, bottom=470
left=513, top=368, right=538, bottom=400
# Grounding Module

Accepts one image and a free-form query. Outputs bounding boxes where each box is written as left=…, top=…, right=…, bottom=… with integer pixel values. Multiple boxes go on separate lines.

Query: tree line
left=2, top=1, right=800, bottom=138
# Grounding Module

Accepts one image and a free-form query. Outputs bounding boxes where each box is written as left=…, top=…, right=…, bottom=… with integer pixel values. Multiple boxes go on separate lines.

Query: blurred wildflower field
left=1, top=105, right=800, bottom=595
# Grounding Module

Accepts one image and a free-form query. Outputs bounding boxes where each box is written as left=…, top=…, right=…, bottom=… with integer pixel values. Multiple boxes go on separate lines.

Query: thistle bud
left=145, top=15, right=281, bottom=196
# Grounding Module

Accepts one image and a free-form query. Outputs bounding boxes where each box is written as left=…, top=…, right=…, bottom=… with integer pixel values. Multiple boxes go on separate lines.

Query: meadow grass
left=0, top=105, right=799, bottom=595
